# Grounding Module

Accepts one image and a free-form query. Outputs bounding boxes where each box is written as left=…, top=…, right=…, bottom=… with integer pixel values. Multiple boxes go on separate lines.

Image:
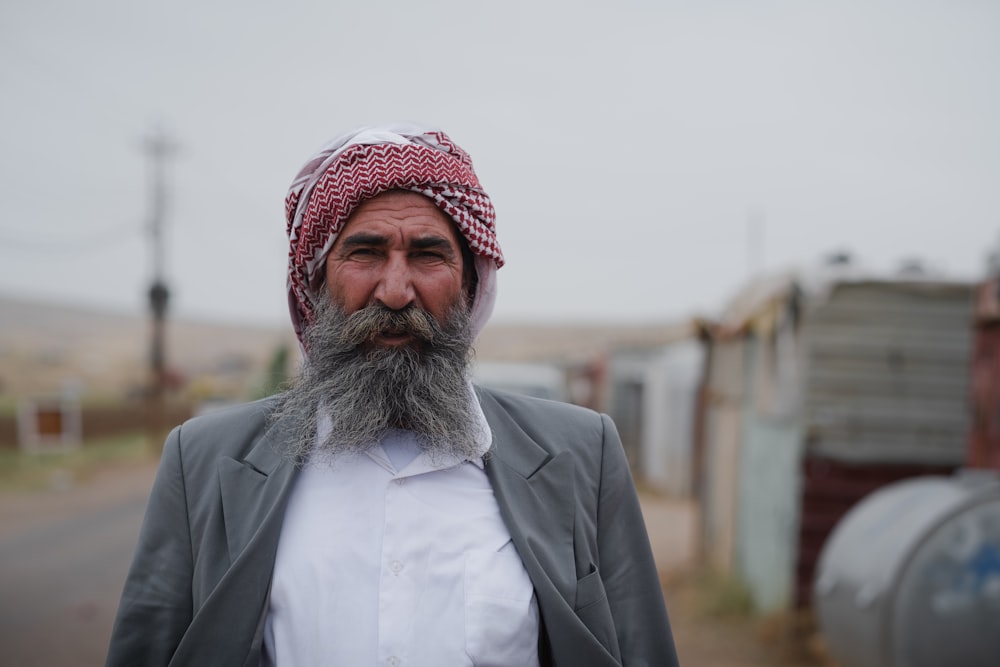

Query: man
left=107, top=123, right=679, bottom=666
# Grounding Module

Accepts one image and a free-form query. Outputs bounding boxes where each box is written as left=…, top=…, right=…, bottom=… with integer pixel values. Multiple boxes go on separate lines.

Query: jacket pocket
left=573, top=568, right=620, bottom=662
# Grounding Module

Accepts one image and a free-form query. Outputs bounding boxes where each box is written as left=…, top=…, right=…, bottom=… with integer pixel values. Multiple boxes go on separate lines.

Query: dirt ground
left=663, top=573, right=827, bottom=667
left=0, top=458, right=829, bottom=667
left=639, top=494, right=826, bottom=667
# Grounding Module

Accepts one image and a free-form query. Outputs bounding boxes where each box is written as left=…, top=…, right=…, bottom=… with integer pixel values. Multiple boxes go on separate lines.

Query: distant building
left=604, top=333, right=704, bottom=497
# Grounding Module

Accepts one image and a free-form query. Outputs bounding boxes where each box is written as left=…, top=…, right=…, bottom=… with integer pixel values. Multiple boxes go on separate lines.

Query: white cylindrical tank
left=813, top=471, right=1000, bottom=667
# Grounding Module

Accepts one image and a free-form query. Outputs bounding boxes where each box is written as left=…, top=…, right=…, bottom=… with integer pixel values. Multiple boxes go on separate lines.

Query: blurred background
left=1, top=1, right=998, bottom=665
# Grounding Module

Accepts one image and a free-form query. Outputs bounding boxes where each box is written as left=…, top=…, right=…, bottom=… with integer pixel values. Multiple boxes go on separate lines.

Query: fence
left=0, top=402, right=193, bottom=450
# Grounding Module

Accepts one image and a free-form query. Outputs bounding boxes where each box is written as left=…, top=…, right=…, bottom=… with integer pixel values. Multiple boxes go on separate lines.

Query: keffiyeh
left=285, top=123, right=503, bottom=345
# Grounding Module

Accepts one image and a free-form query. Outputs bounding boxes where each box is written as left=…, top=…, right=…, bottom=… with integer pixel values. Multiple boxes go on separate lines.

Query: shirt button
left=390, top=560, right=404, bottom=575
left=387, top=657, right=400, bottom=667
left=393, top=478, right=405, bottom=486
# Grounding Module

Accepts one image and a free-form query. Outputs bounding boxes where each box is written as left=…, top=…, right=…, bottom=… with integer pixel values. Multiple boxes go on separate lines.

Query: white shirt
left=262, top=396, right=540, bottom=667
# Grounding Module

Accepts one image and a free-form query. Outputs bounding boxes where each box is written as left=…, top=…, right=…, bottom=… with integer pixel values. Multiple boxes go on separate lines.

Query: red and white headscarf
left=285, top=123, right=504, bottom=346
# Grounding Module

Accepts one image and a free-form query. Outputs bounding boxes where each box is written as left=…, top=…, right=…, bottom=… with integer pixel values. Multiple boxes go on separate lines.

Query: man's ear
left=459, top=239, right=478, bottom=308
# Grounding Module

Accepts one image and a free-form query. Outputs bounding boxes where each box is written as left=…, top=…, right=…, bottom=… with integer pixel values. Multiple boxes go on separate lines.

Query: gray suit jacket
left=107, top=388, right=679, bottom=666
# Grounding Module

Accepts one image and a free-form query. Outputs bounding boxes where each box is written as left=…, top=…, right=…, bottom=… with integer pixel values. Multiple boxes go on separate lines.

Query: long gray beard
left=272, top=297, right=481, bottom=465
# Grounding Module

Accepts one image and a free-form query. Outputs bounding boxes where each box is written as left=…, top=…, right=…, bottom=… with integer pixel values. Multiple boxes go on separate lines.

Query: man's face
left=324, top=191, right=467, bottom=348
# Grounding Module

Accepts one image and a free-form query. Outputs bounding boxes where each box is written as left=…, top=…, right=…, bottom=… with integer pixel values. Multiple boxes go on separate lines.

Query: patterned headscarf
left=285, top=123, right=504, bottom=346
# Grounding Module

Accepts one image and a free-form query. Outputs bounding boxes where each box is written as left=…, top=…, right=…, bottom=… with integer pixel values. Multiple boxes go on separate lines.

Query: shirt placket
left=378, top=473, right=416, bottom=667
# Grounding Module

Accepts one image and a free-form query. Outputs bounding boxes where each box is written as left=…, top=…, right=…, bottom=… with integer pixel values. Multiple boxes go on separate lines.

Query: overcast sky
left=1, top=0, right=997, bottom=327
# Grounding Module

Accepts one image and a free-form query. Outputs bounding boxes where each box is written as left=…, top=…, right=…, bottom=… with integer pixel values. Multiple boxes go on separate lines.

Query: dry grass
left=691, top=569, right=756, bottom=618
left=0, top=433, right=156, bottom=492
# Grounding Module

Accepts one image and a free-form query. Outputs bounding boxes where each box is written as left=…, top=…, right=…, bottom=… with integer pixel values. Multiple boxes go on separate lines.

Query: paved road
left=0, top=464, right=155, bottom=667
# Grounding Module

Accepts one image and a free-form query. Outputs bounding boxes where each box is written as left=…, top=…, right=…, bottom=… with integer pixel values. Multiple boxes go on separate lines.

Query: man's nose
left=373, top=256, right=416, bottom=311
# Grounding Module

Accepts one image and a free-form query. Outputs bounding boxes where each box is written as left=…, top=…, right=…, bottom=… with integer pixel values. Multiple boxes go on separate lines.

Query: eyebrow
left=338, top=232, right=389, bottom=249
left=410, top=236, right=456, bottom=254
left=339, top=232, right=456, bottom=254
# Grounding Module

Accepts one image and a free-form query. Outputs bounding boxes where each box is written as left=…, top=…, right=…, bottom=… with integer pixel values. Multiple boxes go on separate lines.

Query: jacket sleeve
left=105, top=426, right=194, bottom=667
left=596, top=414, right=680, bottom=667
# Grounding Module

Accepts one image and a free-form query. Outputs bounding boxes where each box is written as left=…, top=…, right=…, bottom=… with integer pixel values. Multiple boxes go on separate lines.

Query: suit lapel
left=479, top=390, right=577, bottom=604
left=479, top=391, right=625, bottom=666
left=218, top=419, right=299, bottom=563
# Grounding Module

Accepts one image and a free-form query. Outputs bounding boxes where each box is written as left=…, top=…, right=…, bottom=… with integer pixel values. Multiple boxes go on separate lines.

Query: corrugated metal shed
left=699, top=265, right=975, bottom=611
left=803, top=281, right=973, bottom=464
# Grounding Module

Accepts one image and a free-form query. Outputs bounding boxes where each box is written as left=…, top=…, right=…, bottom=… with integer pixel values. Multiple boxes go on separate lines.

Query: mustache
left=336, top=304, right=439, bottom=347
left=273, top=296, right=479, bottom=465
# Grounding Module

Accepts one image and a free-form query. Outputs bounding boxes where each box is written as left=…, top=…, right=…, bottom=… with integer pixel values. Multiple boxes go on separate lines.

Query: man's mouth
left=371, top=329, right=416, bottom=347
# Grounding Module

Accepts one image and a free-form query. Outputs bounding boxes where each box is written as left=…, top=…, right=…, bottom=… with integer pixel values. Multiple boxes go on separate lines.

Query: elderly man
left=107, top=124, right=679, bottom=667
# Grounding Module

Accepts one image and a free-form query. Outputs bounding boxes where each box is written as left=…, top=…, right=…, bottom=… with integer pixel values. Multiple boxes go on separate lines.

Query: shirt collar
left=465, top=381, right=492, bottom=469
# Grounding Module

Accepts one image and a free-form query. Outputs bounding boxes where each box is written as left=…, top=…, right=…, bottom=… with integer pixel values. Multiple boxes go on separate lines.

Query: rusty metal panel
left=802, top=281, right=974, bottom=464
left=973, top=278, right=1000, bottom=322
left=794, top=456, right=956, bottom=608
left=967, top=282, right=1000, bottom=470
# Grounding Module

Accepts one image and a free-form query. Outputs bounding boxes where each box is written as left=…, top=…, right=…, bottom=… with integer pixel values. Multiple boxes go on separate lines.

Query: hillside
left=0, top=294, right=295, bottom=398
left=0, top=293, right=691, bottom=399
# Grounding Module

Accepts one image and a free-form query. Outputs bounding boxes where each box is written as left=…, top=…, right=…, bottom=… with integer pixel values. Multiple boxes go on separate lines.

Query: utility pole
left=143, top=126, right=177, bottom=444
